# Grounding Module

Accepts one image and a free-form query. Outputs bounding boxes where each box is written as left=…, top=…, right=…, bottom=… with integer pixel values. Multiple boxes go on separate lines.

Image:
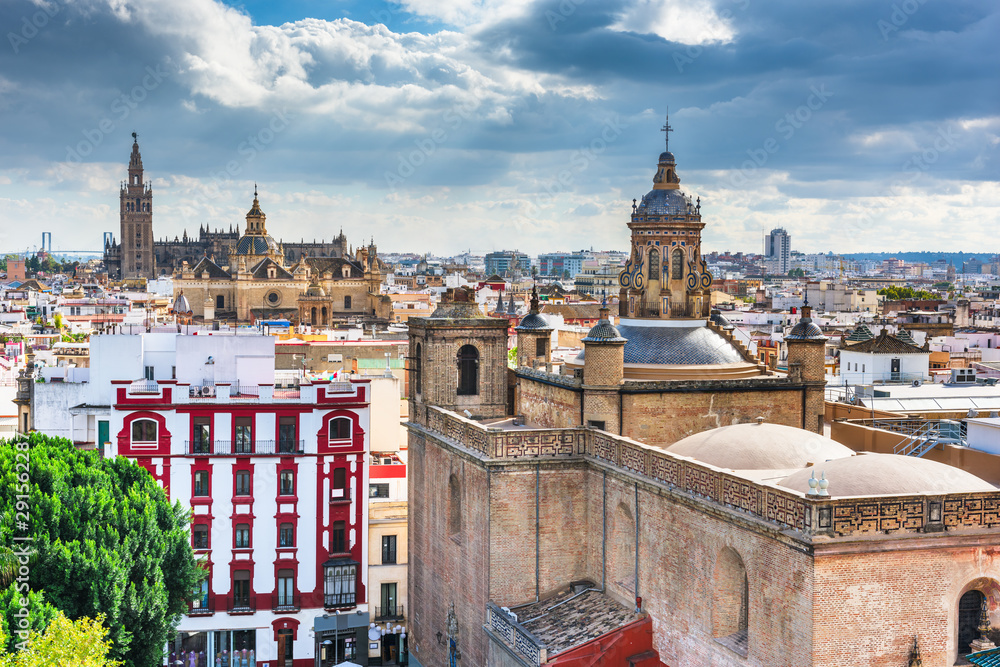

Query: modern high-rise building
left=764, top=227, right=791, bottom=275
left=483, top=250, right=531, bottom=278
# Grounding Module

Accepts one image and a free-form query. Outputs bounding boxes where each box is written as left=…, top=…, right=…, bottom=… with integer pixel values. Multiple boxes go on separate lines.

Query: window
left=232, top=571, right=251, bottom=610
left=234, top=417, right=252, bottom=454
left=648, top=248, right=660, bottom=280
left=344, top=295, right=352, bottom=309
left=279, top=523, right=295, bottom=547
left=331, top=521, right=346, bottom=553
left=279, top=470, right=295, bottom=496
left=333, top=468, right=347, bottom=497
left=278, top=416, right=296, bottom=453
left=192, top=524, right=208, bottom=549
left=672, top=248, right=684, bottom=280
left=324, top=561, right=357, bottom=608
left=536, top=337, right=547, bottom=358
left=381, top=535, right=397, bottom=564
left=369, top=483, right=389, bottom=499
left=193, top=471, right=209, bottom=497
left=144, top=365, right=154, bottom=381
left=457, top=345, right=479, bottom=396
left=329, top=417, right=351, bottom=440
left=216, top=295, right=224, bottom=310
left=131, top=419, right=157, bottom=443
left=234, top=471, right=251, bottom=496
left=192, top=418, right=211, bottom=454
left=414, top=343, right=422, bottom=394
left=448, top=474, right=461, bottom=536
left=234, top=524, right=250, bottom=549
left=277, top=569, right=296, bottom=609
left=587, top=420, right=606, bottom=431
left=193, top=578, right=209, bottom=610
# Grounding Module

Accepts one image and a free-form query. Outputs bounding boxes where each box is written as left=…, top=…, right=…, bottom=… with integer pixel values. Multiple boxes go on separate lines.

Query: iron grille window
left=279, top=523, right=295, bottom=547
left=324, top=563, right=357, bottom=607
left=234, top=417, right=252, bottom=454
left=235, top=471, right=251, bottom=496
left=279, top=470, right=295, bottom=496
left=278, top=417, right=296, bottom=452
left=193, top=471, right=209, bottom=497
left=235, top=524, right=250, bottom=549
left=192, top=419, right=211, bottom=454
left=381, top=535, right=397, bottom=564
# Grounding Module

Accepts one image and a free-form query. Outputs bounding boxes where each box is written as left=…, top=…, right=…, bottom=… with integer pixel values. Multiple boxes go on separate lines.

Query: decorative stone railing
left=486, top=602, right=547, bottom=666
left=420, top=407, right=1000, bottom=538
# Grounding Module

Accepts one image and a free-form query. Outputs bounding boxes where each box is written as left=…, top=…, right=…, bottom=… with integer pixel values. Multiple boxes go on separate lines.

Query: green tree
left=877, top=286, right=937, bottom=301
left=0, top=611, right=120, bottom=667
left=0, top=587, right=58, bottom=653
left=0, top=434, right=200, bottom=667
left=51, top=313, right=62, bottom=331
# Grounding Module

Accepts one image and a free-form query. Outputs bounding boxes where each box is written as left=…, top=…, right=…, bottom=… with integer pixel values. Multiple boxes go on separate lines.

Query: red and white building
left=95, top=333, right=372, bottom=667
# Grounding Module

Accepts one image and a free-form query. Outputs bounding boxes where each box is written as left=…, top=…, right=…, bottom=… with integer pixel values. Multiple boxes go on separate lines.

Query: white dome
left=666, top=422, right=855, bottom=471
left=780, top=453, right=995, bottom=496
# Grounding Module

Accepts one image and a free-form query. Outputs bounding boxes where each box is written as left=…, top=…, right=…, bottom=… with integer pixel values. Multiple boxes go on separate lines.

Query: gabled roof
left=841, top=329, right=928, bottom=354
left=845, top=323, right=875, bottom=342
left=540, top=303, right=603, bottom=320
left=250, top=258, right=294, bottom=280
left=305, top=257, right=364, bottom=279
left=190, top=257, right=231, bottom=280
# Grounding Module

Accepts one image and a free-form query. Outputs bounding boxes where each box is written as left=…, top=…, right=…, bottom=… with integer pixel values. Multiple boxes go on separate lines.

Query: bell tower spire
left=119, top=132, right=155, bottom=280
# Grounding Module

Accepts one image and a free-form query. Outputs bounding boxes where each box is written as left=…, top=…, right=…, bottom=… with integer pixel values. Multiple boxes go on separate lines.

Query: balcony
left=273, top=593, right=301, bottom=613
left=186, top=440, right=305, bottom=456
left=375, top=605, right=404, bottom=621
left=128, top=379, right=160, bottom=395
left=227, top=595, right=256, bottom=614
left=633, top=300, right=660, bottom=317
left=324, top=593, right=357, bottom=610
left=188, top=596, right=214, bottom=616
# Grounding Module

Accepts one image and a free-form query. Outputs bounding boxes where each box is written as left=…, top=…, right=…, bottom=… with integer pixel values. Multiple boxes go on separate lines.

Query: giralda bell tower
left=120, top=133, right=155, bottom=279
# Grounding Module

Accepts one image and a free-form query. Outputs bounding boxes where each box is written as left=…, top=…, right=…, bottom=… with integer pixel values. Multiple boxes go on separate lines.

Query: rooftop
left=510, top=586, right=638, bottom=657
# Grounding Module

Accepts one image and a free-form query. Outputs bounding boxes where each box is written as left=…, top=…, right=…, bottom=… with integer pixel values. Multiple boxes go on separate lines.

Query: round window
left=267, top=291, right=280, bottom=305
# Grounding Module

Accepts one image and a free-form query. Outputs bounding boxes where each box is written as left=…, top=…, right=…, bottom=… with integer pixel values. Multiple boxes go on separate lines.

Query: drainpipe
left=602, top=470, right=607, bottom=592
left=536, top=464, right=540, bottom=602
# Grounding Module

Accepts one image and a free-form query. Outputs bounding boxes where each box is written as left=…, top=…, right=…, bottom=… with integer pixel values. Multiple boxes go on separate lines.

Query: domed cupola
left=234, top=185, right=282, bottom=258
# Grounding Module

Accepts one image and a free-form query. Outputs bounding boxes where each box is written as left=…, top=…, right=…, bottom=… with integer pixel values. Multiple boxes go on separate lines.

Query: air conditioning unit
left=202, top=385, right=215, bottom=397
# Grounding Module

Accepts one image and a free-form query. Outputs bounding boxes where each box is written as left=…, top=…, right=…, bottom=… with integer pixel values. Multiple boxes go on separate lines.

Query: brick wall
left=515, top=373, right=582, bottom=428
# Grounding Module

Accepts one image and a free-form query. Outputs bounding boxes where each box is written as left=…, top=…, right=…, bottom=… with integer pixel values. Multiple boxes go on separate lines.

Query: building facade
left=764, top=227, right=791, bottom=275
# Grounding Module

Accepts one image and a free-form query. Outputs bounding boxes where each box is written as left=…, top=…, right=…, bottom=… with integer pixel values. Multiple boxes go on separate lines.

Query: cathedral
left=404, top=118, right=1000, bottom=667
left=104, top=137, right=354, bottom=281
left=171, top=188, right=391, bottom=325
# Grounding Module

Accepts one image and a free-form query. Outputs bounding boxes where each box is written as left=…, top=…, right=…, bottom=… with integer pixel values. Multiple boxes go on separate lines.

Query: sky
left=0, top=0, right=997, bottom=257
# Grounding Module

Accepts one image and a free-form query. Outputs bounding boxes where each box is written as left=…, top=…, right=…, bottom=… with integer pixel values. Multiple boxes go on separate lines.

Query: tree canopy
left=0, top=611, right=120, bottom=667
left=876, top=286, right=939, bottom=301
left=0, top=434, right=200, bottom=667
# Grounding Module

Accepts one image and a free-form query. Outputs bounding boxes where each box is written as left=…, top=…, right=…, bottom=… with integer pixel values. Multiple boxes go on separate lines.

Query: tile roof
left=969, top=646, right=1000, bottom=665
left=841, top=330, right=927, bottom=354
left=618, top=323, right=746, bottom=365
left=190, top=257, right=231, bottom=280
left=250, top=258, right=294, bottom=280
left=846, top=323, right=875, bottom=342
left=512, top=587, right=638, bottom=656
left=305, top=257, right=364, bottom=279
left=540, top=304, right=602, bottom=320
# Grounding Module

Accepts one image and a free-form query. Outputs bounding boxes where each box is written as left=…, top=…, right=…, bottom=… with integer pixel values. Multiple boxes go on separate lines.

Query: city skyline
left=0, top=0, right=997, bottom=257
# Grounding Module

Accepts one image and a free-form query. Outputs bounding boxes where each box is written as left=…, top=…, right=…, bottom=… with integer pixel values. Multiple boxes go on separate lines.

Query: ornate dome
left=171, top=292, right=192, bottom=314
left=235, top=234, right=280, bottom=256
left=635, top=188, right=695, bottom=216
left=658, top=151, right=675, bottom=164
left=582, top=319, right=627, bottom=344
left=667, top=423, right=854, bottom=471
left=780, top=453, right=995, bottom=496
left=786, top=315, right=826, bottom=341
left=516, top=312, right=551, bottom=331
left=306, top=283, right=326, bottom=297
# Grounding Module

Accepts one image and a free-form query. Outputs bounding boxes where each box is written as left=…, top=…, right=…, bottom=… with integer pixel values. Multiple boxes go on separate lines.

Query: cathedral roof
left=667, top=422, right=854, bottom=471
left=305, top=257, right=364, bottom=279
left=235, top=234, right=281, bottom=256
left=635, top=188, right=696, bottom=216
left=190, top=257, right=231, bottom=280
left=618, top=323, right=744, bottom=365
left=780, top=453, right=994, bottom=496
left=249, top=258, right=294, bottom=280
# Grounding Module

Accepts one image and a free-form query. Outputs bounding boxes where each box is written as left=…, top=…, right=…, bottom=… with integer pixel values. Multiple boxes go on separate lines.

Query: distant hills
left=839, top=252, right=997, bottom=264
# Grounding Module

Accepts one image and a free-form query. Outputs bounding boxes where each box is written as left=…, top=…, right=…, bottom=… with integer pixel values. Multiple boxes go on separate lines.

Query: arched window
left=648, top=248, right=660, bottom=280
left=712, top=547, right=749, bottom=655
left=959, top=589, right=986, bottom=655
left=321, top=306, right=328, bottom=325
left=310, top=307, right=317, bottom=323
left=457, top=345, right=479, bottom=396
left=414, top=343, right=422, bottom=395
left=448, top=474, right=461, bottom=536
left=131, top=419, right=157, bottom=443
left=672, top=248, right=684, bottom=280
left=344, top=295, right=352, bottom=309
left=329, top=417, right=351, bottom=440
